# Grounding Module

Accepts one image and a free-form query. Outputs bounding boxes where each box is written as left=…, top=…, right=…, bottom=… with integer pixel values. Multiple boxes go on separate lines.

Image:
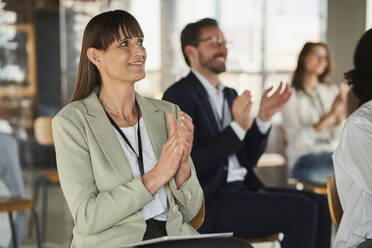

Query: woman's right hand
left=142, top=112, right=185, bottom=195
left=314, top=89, right=347, bottom=132
left=331, top=94, right=346, bottom=115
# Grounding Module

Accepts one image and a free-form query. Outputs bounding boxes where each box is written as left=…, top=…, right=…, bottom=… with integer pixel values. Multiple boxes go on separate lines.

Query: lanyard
left=105, top=107, right=145, bottom=176
left=304, top=89, right=325, bottom=118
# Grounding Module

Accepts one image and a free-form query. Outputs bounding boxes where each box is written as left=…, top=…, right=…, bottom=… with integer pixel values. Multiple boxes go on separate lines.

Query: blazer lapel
left=83, top=92, right=134, bottom=177
left=135, top=93, right=168, bottom=160
left=82, top=91, right=168, bottom=177
left=223, top=87, right=236, bottom=109
left=187, top=72, right=220, bottom=133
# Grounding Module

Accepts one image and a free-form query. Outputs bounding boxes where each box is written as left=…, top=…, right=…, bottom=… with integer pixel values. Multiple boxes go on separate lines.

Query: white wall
left=327, top=0, right=367, bottom=84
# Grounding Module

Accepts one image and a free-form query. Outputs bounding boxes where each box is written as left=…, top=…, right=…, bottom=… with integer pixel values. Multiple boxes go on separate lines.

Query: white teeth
left=130, top=62, right=143, bottom=65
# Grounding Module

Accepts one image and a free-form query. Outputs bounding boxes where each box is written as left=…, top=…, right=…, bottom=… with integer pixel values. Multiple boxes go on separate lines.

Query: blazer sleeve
left=167, top=104, right=203, bottom=223
left=191, top=126, right=245, bottom=177
left=237, top=120, right=270, bottom=168
left=52, top=113, right=154, bottom=235
left=170, top=162, right=203, bottom=222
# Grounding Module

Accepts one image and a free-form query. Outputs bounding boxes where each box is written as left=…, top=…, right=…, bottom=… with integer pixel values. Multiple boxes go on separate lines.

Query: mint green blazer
left=52, top=91, right=203, bottom=248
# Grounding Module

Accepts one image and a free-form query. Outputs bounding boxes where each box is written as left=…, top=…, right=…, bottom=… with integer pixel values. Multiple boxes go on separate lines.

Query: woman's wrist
left=335, top=112, right=345, bottom=125
left=174, top=161, right=191, bottom=189
left=327, top=110, right=337, bottom=119
left=313, top=111, right=335, bottom=132
left=142, top=167, right=169, bottom=195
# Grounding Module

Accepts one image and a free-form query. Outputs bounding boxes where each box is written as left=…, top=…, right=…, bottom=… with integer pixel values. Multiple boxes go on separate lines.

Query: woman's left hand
left=179, top=111, right=194, bottom=162
left=169, top=111, right=194, bottom=188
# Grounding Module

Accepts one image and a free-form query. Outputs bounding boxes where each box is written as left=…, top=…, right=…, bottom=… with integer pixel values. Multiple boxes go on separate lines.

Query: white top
left=281, top=83, right=341, bottom=169
left=333, top=100, right=372, bottom=248
left=114, top=118, right=168, bottom=221
left=192, top=70, right=271, bottom=182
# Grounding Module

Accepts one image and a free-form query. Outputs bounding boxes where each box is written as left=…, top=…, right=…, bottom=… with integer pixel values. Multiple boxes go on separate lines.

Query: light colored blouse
left=333, top=100, right=372, bottom=248
left=115, top=118, right=168, bottom=221
left=281, top=83, right=341, bottom=169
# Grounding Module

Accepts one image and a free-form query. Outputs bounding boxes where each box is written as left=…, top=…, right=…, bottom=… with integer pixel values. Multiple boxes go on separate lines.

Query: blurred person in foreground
left=163, top=18, right=331, bottom=248
left=282, top=42, right=347, bottom=185
left=333, top=28, right=372, bottom=248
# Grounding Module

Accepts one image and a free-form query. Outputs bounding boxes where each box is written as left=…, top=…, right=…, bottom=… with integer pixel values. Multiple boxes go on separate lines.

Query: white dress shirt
left=192, top=70, right=271, bottom=182
left=281, top=84, right=342, bottom=169
left=114, top=118, right=168, bottom=221
left=333, top=100, right=372, bottom=248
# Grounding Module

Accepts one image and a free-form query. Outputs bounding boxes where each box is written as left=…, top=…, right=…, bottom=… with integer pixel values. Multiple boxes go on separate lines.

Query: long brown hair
left=70, top=10, right=143, bottom=102
left=291, top=42, right=333, bottom=91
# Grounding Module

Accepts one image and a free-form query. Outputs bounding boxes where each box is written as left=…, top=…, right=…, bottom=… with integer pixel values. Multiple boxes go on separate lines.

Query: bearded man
left=163, top=18, right=331, bottom=248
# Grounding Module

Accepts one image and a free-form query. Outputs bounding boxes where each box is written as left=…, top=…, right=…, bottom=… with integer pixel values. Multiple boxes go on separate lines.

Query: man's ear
left=86, top=47, right=102, bottom=68
left=184, top=45, right=197, bottom=64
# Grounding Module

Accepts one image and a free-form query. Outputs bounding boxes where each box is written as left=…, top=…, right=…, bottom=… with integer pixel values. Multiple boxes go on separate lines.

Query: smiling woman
left=282, top=42, right=347, bottom=185
left=52, top=10, right=251, bottom=248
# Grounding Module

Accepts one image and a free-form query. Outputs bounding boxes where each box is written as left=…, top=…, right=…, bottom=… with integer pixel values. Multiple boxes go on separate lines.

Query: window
left=60, top=0, right=161, bottom=102
left=218, top=0, right=326, bottom=122
left=220, top=0, right=326, bottom=79
left=60, top=0, right=326, bottom=108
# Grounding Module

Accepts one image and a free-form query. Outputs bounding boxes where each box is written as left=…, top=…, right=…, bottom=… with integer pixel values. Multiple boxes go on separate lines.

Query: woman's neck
left=98, top=83, right=138, bottom=126
left=303, top=73, right=319, bottom=91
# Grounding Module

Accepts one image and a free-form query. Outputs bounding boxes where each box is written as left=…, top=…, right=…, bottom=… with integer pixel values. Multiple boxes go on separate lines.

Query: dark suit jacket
left=163, top=71, right=270, bottom=232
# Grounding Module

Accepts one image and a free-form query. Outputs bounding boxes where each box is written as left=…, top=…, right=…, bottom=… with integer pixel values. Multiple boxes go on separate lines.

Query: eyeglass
left=310, top=52, right=328, bottom=60
left=198, top=35, right=230, bottom=48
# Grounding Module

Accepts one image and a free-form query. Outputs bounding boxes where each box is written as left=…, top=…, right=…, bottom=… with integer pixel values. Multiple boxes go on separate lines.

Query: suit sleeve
left=192, top=121, right=269, bottom=178
left=237, top=120, right=270, bottom=168
left=53, top=113, right=154, bottom=236
left=164, top=86, right=269, bottom=178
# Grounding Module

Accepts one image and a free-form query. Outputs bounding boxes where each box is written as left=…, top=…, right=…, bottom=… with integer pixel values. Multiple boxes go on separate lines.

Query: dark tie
left=223, top=87, right=230, bottom=104
left=221, top=88, right=232, bottom=128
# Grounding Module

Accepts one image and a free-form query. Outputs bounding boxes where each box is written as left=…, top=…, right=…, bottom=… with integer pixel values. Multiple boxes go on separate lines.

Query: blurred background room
left=0, top=0, right=370, bottom=247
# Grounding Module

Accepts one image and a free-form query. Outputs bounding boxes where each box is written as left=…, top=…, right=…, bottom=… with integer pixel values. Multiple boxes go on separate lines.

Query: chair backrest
left=189, top=194, right=205, bottom=230
left=34, top=117, right=53, bottom=146
left=326, top=174, right=343, bottom=226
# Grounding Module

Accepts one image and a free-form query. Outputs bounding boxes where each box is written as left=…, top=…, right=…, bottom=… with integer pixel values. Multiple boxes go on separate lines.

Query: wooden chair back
left=326, top=174, right=343, bottom=226
left=189, top=195, right=205, bottom=230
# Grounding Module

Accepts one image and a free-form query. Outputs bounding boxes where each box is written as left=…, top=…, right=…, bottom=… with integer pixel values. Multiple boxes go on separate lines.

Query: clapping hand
left=168, top=111, right=193, bottom=188
left=331, top=84, right=349, bottom=116
left=143, top=111, right=194, bottom=194
left=339, top=83, right=350, bottom=101
left=258, top=82, right=292, bottom=122
left=232, top=90, right=254, bottom=130
left=331, top=95, right=346, bottom=115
